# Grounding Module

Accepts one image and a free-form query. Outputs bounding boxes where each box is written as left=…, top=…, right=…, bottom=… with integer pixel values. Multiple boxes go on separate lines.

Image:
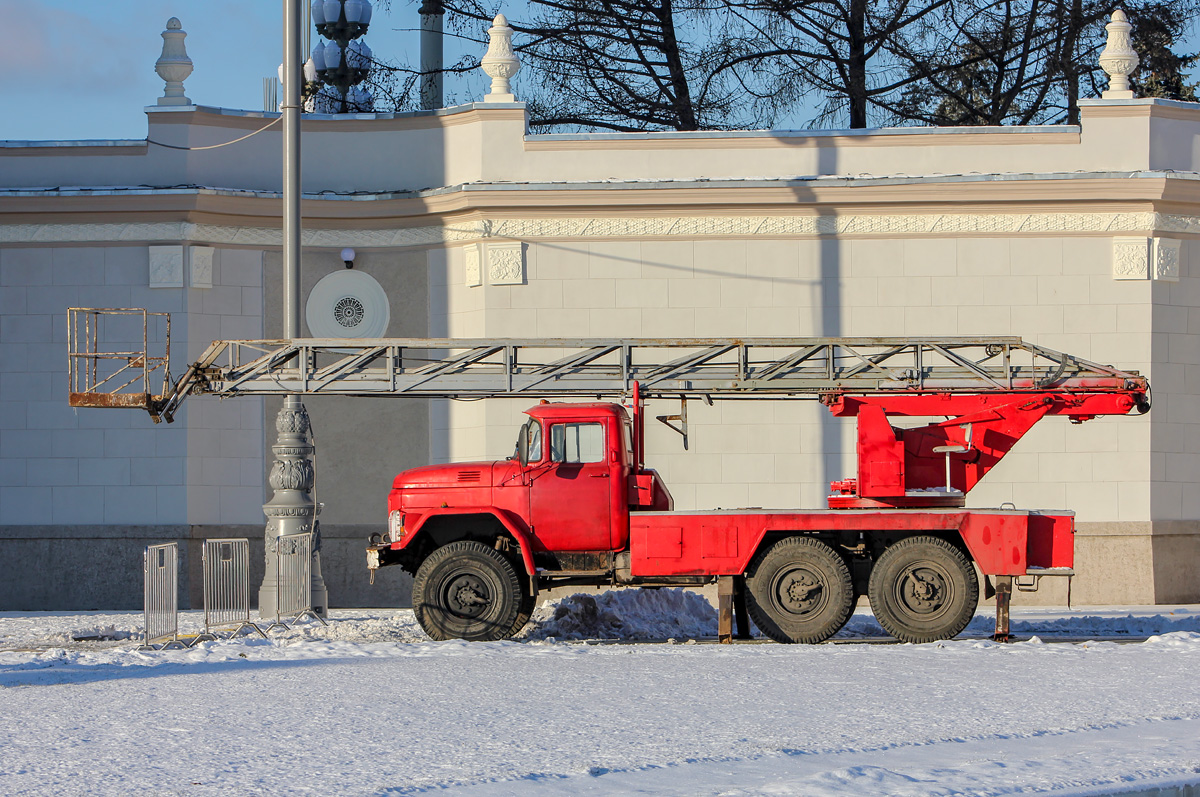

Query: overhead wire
left=147, top=115, right=282, bottom=151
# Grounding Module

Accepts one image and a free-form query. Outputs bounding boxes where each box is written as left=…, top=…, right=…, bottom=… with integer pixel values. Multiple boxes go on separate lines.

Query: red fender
left=400, top=506, right=538, bottom=581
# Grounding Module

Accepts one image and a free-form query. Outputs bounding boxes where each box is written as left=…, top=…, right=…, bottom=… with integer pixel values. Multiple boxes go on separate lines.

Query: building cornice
left=6, top=211, right=1200, bottom=250
left=4, top=171, right=1200, bottom=248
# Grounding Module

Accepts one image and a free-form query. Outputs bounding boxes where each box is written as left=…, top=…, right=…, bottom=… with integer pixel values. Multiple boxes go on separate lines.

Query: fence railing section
left=140, top=542, right=182, bottom=649
left=198, top=538, right=265, bottom=641
left=266, top=532, right=327, bottom=631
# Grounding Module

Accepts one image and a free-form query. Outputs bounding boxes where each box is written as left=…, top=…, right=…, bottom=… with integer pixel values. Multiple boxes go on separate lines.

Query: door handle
left=589, top=473, right=610, bottom=478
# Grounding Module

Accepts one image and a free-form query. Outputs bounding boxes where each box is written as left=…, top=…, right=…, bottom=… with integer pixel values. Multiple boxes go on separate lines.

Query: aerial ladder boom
left=67, top=309, right=1150, bottom=510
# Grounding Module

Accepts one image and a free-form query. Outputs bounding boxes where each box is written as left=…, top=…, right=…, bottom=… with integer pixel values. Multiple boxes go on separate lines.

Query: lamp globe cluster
left=309, top=0, right=374, bottom=112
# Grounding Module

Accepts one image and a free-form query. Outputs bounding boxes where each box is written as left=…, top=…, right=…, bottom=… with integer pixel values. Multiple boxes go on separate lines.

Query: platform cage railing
left=68, top=307, right=171, bottom=414
left=265, top=531, right=327, bottom=632
left=139, top=542, right=184, bottom=650
left=195, top=538, right=266, bottom=642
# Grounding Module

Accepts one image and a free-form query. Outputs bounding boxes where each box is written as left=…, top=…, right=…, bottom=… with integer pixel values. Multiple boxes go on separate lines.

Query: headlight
left=388, top=510, right=405, bottom=542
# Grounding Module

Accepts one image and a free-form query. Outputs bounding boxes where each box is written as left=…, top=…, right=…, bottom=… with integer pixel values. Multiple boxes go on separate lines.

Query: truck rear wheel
left=745, top=536, right=854, bottom=644
left=412, top=541, right=524, bottom=641
left=867, top=536, right=978, bottom=643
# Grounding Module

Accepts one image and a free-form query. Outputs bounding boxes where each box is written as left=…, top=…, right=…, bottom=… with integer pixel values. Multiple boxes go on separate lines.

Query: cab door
left=528, top=420, right=613, bottom=551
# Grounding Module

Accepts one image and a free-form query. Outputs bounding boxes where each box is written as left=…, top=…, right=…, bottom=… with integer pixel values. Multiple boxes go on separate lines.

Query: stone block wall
left=0, top=245, right=264, bottom=528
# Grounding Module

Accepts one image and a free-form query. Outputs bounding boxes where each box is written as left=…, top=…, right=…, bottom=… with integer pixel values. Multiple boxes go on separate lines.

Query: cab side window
left=549, top=423, right=605, bottom=464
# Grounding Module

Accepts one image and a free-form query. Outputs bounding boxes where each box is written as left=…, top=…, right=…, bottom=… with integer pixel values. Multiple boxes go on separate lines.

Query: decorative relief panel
left=1153, top=237, right=1181, bottom=281
left=189, top=245, right=213, bottom=288
left=487, top=242, right=525, bottom=285
left=149, top=245, right=184, bottom=288
left=1112, top=237, right=1150, bottom=280
left=464, top=244, right=482, bottom=287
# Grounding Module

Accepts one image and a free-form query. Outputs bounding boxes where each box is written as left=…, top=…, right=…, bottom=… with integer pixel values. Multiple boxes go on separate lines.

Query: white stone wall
left=1149, top=240, right=1200, bottom=521
left=428, top=235, right=1159, bottom=523
left=0, top=245, right=264, bottom=526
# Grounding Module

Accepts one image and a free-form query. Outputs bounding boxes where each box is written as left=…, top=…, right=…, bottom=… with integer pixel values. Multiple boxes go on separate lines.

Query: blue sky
left=1, top=0, right=428, bottom=142
left=4, top=1, right=1198, bottom=142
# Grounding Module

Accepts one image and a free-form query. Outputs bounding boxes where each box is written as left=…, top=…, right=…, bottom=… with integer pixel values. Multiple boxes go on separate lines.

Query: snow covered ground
left=3, top=592, right=1200, bottom=796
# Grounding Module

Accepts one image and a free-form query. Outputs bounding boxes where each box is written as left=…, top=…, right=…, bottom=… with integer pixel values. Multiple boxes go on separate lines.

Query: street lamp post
left=260, top=0, right=329, bottom=620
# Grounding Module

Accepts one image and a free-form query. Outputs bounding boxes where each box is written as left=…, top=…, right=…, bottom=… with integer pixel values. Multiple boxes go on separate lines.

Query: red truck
left=368, top=374, right=1149, bottom=644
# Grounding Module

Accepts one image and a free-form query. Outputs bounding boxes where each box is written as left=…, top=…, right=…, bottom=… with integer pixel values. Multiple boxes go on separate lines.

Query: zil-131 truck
left=368, top=355, right=1150, bottom=645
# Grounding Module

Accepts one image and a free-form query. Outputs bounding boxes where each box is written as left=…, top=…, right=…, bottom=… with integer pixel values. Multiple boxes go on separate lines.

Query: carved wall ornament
left=1153, top=237, right=1181, bottom=281
left=464, top=243, right=483, bottom=287
left=487, top=241, right=525, bottom=285
left=1112, top=237, right=1150, bottom=279
left=188, top=245, right=213, bottom=288
left=149, top=245, right=184, bottom=288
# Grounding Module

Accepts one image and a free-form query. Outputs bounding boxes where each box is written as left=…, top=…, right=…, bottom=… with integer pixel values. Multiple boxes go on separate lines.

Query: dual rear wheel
left=745, top=535, right=978, bottom=644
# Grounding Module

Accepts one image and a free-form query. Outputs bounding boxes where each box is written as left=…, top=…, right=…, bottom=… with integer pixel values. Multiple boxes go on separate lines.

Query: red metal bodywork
left=825, top=391, right=1141, bottom=508
left=629, top=509, right=1074, bottom=577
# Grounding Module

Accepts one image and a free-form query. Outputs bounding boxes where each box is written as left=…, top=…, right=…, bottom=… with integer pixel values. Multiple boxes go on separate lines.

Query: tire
left=744, top=536, right=855, bottom=644
left=510, top=590, right=536, bottom=637
left=412, top=541, right=524, bottom=641
left=867, top=536, right=979, bottom=644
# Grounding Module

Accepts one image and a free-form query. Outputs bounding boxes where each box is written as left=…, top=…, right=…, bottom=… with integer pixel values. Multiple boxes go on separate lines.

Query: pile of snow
left=833, top=606, right=1200, bottom=640
left=520, top=588, right=717, bottom=641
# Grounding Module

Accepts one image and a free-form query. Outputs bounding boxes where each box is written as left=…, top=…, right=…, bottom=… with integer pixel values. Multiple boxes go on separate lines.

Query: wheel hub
left=898, top=566, right=949, bottom=615
left=775, top=568, right=825, bottom=617
left=445, top=574, right=491, bottom=618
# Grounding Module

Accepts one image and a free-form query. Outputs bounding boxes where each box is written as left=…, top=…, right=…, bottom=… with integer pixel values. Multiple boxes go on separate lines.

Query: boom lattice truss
left=66, top=309, right=1147, bottom=423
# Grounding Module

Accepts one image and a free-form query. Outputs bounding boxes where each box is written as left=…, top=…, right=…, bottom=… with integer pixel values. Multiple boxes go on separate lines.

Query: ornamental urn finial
left=155, top=17, right=194, bottom=106
left=481, top=13, right=520, bottom=102
left=1098, top=9, right=1138, bottom=99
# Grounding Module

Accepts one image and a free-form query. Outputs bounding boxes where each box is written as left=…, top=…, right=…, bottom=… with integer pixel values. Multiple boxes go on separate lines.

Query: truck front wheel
left=867, top=536, right=978, bottom=643
left=745, top=536, right=855, bottom=644
left=412, top=541, right=524, bottom=641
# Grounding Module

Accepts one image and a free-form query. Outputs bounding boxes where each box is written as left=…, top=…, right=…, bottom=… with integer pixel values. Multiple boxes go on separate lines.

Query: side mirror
left=517, top=422, right=529, bottom=467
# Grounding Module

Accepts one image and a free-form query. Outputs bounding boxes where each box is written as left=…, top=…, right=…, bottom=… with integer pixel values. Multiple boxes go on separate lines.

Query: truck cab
left=369, top=401, right=671, bottom=641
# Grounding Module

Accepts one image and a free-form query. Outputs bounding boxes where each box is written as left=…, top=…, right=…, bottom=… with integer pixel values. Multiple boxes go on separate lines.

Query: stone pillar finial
left=155, top=17, right=194, bottom=106
left=1098, top=9, right=1138, bottom=99
left=481, top=13, right=520, bottom=102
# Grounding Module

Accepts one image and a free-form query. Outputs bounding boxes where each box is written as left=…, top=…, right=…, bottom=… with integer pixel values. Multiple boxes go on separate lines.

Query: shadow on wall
left=815, top=142, right=843, bottom=497
left=262, top=248, right=429, bottom=609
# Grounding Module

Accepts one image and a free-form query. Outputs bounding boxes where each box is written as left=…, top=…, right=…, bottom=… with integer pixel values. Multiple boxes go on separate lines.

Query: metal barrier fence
left=198, top=539, right=265, bottom=641
left=140, top=542, right=182, bottom=649
left=266, top=531, right=327, bottom=631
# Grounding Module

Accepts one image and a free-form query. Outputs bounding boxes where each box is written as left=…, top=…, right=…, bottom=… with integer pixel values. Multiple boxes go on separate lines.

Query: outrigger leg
left=734, top=577, right=751, bottom=640
left=718, top=576, right=734, bottom=643
left=718, top=576, right=754, bottom=643
left=992, top=575, right=1014, bottom=642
